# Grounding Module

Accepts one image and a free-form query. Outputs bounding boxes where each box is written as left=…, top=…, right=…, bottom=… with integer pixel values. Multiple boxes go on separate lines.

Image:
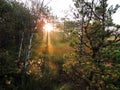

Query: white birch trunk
left=25, top=32, right=34, bottom=68
left=17, top=32, right=24, bottom=62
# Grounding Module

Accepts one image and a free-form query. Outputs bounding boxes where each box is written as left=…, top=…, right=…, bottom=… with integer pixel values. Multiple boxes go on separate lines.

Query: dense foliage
left=0, top=0, right=36, bottom=89
left=62, top=0, right=120, bottom=90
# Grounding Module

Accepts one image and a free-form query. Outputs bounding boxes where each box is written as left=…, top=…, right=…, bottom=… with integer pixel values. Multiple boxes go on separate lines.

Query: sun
left=43, top=23, right=53, bottom=32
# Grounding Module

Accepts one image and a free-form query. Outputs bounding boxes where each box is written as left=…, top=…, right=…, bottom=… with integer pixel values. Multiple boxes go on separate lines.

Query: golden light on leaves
left=43, top=23, right=53, bottom=32
left=6, top=80, right=11, bottom=85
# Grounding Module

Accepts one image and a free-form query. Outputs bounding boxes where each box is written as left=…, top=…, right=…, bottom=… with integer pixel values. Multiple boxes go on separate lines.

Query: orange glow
left=43, top=23, right=53, bottom=32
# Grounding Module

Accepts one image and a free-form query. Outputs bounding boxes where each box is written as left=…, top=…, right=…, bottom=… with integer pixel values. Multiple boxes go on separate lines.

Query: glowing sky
left=47, top=0, right=120, bottom=24
left=47, top=0, right=73, bottom=18
left=108, top=0, right=120, bottom=24
left=19, top=0, right=120, bottom=24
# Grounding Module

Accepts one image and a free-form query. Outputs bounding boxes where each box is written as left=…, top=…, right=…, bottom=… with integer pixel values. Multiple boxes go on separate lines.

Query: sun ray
left=43, top=23, right=53, bottom=32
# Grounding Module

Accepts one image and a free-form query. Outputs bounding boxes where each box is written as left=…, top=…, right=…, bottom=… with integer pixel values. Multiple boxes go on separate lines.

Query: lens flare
left=44, top=23, right=53, bottom=32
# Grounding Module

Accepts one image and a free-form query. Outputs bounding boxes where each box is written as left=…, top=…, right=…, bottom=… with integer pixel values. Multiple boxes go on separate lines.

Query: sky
left=46, top=0, right=73, bottom=18
left=108, top=0, right=120, bottom=24
left=46, top=0, right=120, bottom=24
left=19, top=0, right=120, bottom=24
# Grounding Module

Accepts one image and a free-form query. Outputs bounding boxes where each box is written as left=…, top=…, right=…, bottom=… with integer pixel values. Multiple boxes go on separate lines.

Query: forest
left=0, top=0, right=120, bottom=90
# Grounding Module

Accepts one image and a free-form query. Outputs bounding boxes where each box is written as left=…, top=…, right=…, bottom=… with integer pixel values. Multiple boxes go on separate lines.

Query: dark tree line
left=0, top=0, right=38, bottom=89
